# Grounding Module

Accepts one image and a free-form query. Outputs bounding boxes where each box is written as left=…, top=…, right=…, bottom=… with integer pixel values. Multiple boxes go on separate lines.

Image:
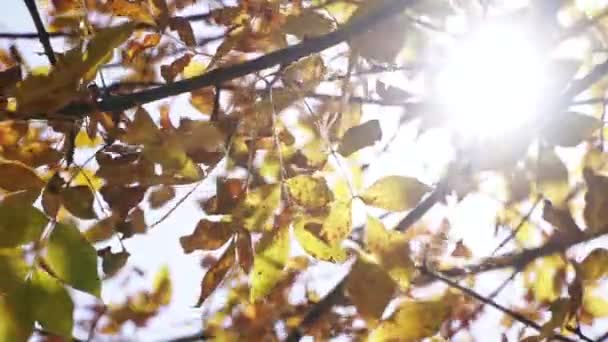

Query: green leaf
left=196, top=241, right=235, bottom=307
left=0, top=249, right=28, bottom=294
left=46, top=223, right=101, bottom=297
left=360, top=176, right=430, bottom=211
left=293, top=216, right=347, bottom=263
left=0, top=283, right=33, bottom=342
left=60, top=185, right=97, bottom=220
left=365, top=216, right=415, bottom=289
left=320, top=201, right=352, bottom=245
left=232, top=184, right=281, bottom=231
left=0, top=161, right=44, bottom=192
left=30, top=268, right=74, bottom=337
left=345, top=256, right=396, bottom=321
left=337, top=120, right=382, bottom=157
left=368, top=296, right=454, bottom=341
left=250, top=227, right=289, bottom=302
left=0, top=203, right=48, bottom=248
left=285, top=175, right=333, bottom=209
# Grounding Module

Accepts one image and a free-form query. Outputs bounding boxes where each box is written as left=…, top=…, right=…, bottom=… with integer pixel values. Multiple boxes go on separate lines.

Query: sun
left=435, top=22, right=547, bottom=140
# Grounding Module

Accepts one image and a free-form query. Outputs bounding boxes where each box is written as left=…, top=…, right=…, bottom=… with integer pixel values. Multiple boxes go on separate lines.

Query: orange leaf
left=196, top=240, right=235, bottom=307
left=179, top=219, right=234, bottom=253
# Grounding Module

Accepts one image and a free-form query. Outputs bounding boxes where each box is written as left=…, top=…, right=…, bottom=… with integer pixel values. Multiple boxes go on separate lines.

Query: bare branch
left=23, top=0, right=56, bottom=65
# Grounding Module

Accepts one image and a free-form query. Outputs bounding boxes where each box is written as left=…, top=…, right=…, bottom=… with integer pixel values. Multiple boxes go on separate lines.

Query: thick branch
left=38, top=0, right=418, bottom=119
left=23, top=0, right=56, bottom=65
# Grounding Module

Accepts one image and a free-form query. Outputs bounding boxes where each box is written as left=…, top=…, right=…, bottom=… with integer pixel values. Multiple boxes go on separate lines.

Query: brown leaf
left=236, top=229, right=253, bottom=273
left=110, top=0, right=156, bottom=25
left=583, top=168, right=608, bottom=233
left=0, top=161, right=44, bottom=192
left=179, top=219, right=234, bottom=253
left=148, top=185, right=175, bottom=209
left=61, top=185, right=97, bottom=219
left=161, top=54, right=193, bottom=83
left=169, top=17, right=196, bottom=46
left=196, top=240, right=235, bottom=307
left=542, top=200, right=581, bottom=236
left=100, top=185, right=147, bottom=216
left=0, top=65, right=21, bottom=93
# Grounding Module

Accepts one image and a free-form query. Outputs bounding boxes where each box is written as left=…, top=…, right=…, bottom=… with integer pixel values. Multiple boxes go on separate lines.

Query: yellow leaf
left=281, top=55, right=326, bottom=92
left=583, top=292, right=608, bottom=318
left=580, top=248, right=608, bottom=283
left=232, top=184, right=281, bottom=231
left=152, top=265, right=172, bottom=306
left=110, top=0, right=156, bottom=25
left=285, top=175, right=333, bottom=209
left=321, top=200, right=352, bottom=245
left=250, top=226, right=289, bottom=302
left=75, top=129, right=103, bottom=148
left=365, top=216, right=414, bottom=289
left=196, top=241, right=235, bottom=307
left=293, top=216, right=347, bottom=263
left=368, top=296, right=453, bottom=341
left=524, top=254, right=566, bottom=304
left=346, top=255, right=396, bottom=321
left=361, top=176, right=430, bottom=211
left=0, top=249, right=28, bottom=295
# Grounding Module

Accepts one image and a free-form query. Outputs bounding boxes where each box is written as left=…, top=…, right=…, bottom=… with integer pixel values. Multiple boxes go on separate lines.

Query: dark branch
left=23, top=0, right=56, bottom=65
left=394, top=178, right=448, bottom=232
left=32, top=0, right=418, bottom=119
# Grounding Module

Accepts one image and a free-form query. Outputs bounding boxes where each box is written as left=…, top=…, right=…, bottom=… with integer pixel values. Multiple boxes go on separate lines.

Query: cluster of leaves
left=2, top=0, right=608, bottom=341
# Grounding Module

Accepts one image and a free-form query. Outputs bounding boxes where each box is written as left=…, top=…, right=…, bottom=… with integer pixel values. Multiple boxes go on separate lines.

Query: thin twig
left=394, top=178, right=448, bottom=232
left=23, top=0, right=56, bottom=65
left=491, top=196, right=542, bottom=256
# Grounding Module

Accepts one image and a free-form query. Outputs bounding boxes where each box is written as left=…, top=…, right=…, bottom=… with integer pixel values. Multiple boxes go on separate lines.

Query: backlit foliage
left=1, top=0, right=608, bottom=341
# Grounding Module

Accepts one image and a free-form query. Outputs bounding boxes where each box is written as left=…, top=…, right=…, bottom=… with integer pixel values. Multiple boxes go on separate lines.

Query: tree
left=1, top=0, right=608, bottom=340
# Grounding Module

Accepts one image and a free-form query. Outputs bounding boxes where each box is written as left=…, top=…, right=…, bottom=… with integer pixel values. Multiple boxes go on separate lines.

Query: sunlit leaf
left=293, top=216, right=347, bottom=263
left=365, top=216, right=415, bottom=289
left=281, top=55, right=326, bottom=92
left=250, top=226, right=289, bottom=301
left=60, top=185, right=97, bottom=220
left=46, top=223, right=101, bottom=297
left=179, top=219, right=234, bottom=253
left=320, top=200, right=352, bottom=245
left=345, top=255, right=396, bottom=321
left=196, top=240, right=235, bottom=307
left=361, top=176, right=430, bottom=211
left=368, top=296, right=454, bottom=341
left=337, top=119, right=382, bottom=157
left=161, top=54, right=193, bottom=83
left=110, top=0, right=156, bottom=25
left=30, top=268, right=74, bottom=337
left=0, top=161, right=44, bottom=192
left=232, top=184, right=281, bottom=231
left=285, top=175, right=332, bottom=209
left=0, top=203, right=48, bottom=248
left=152, top=265, right=172, bottom=306
left=583, top=293, right=608, bottom=318
left=524, top=254, right=566, bottom=304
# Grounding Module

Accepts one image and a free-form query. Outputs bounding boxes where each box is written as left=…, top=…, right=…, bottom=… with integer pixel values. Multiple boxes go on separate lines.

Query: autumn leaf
left=99, top=247, right=130, bottom=278
left=170, top=17, right=196, bottom=47
left=368, top=296, right=454, bottom=341
left=179, top=219, right=234, bottom=253
left=250, top=226, right=289, bottom=301
left=583, top=168, right=608, bottom=233
left=196, top=240, right=235, bottom=307
left=365, top=216, right=415, bottom=289
left=293, top=216, right=347, bottom=263
left=60, top=185, right=97, bottom=220
left=236, top=229, right=253, bottom=273
left=337, top=119, right=382, bottom=157
left=0, top=161, right=44, bottom=192
left=320, top=200, right=352, bottom=245
left=281, top=55, right=326, bottom=92
left=285, top=175, right=333, bottom=209
left=46, top=223, right=101, bottom=297
left=0, top=283, right=33, bottom=341
left=232, top=184, right=281, bottom=231
left=148, top=185, right=176, bottom=209
left=110, top=0, right=156, bottom=25
left=282, top=11, right=334, bottom=38
left=579, top=248, right=608, bottom=283
left=360, top=176, right=430, bottom=211
left=346, top=255, right=396, bottom=321
left=30, top=268, right=74, bottom=337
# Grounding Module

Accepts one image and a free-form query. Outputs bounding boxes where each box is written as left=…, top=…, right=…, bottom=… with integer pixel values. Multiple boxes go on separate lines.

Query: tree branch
left=33, top=0, right=418, bottom=119
left=23, top=0, right=56, bottom=65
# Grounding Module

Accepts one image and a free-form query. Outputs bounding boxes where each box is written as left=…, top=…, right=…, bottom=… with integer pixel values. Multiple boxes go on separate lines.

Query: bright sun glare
left=436, top=23, right=547, bottom=139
